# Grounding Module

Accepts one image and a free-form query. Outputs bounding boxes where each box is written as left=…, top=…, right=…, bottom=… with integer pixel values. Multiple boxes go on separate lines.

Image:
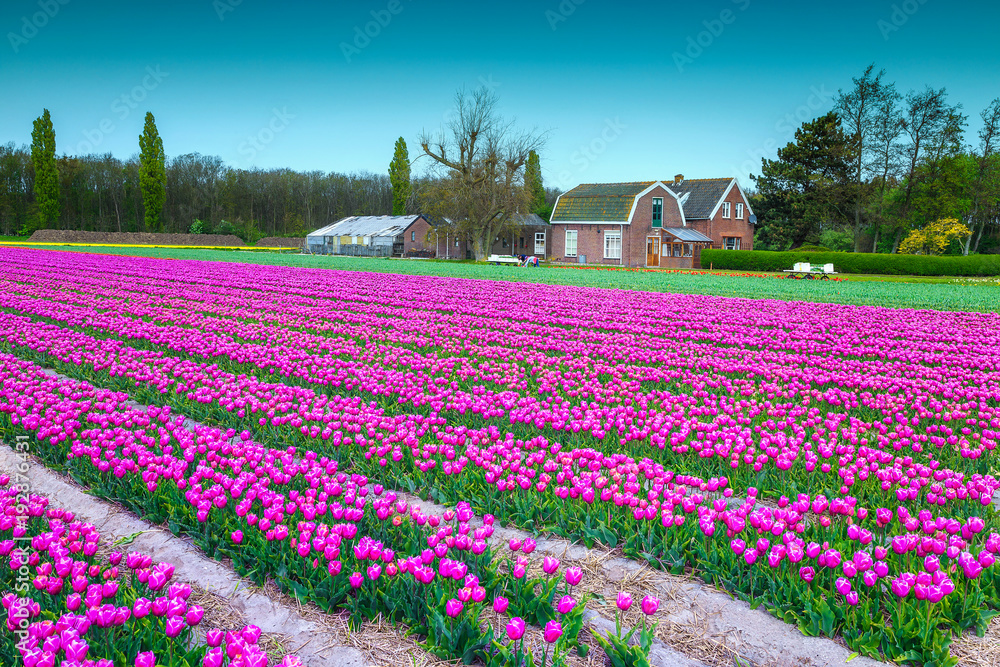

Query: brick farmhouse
left=550, top=176, right=755, bottom=268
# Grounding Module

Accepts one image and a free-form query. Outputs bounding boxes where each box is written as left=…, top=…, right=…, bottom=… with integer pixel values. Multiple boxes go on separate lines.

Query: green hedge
left=701, top=249, right=1000, bottom=276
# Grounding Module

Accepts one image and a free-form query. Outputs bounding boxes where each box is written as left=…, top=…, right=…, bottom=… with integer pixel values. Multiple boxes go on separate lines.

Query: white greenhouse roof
left=306, top=215, right=424, bottom=242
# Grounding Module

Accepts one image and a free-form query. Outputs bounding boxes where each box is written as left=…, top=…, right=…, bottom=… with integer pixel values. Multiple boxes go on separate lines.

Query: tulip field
left=2, top=246, right=1000, bottom=666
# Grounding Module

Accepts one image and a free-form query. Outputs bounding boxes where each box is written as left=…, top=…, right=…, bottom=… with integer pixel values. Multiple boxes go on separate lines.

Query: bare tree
left=968, top=98, right=1000, bottom=253
left=835, top=64, right=888, bottom=251
left=868, top=83, right=904, bottom=252
left=891, top=87, right=959, bottom=251
left=419, top=87, right=545, bottom=260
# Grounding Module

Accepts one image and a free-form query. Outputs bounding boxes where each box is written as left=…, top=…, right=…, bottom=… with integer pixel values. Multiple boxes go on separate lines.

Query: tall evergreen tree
left=753, top=112, right=855, bottom=249
left=525, top=150, right=545, bottom=212
left=138, top=112, right=166, bottom=232
left=389, top=137, right=411, bottom=215
left=30, top=108, right=60, bottom=229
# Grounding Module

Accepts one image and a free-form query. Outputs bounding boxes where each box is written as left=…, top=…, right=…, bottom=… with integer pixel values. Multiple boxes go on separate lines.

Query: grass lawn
left=4, top=242, right=999, bottom=313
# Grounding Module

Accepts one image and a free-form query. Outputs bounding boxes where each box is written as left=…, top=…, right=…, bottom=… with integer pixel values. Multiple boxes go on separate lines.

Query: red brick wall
left=550, top=186, right=685, bottom=267
left=403, top=216, right=435, bottom=255
left=688, top=182, right=755, bottom=251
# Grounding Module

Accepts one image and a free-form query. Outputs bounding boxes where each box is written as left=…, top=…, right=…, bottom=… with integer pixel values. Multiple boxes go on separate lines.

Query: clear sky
left=2, top=0, right=998, bottom=192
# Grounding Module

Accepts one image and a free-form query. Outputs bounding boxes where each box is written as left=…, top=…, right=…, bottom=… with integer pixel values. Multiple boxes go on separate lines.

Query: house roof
left=662, top=227, right=714, bottom=242
left=550, top=182, right=656, bottom=222
left=550, top=178, right=742, bottom=223
left=425, top=213, right=548, bottom=228
left=306, top=215, right=424, bottom=241
left=666, top=178, right=734, bottom=219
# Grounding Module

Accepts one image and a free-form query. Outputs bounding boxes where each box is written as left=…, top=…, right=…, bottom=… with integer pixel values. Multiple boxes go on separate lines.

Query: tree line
left=2, top=111, right=394, bottom=241
left=753, top=65, right=1000, bottom=254
left=5, top=92, right=556, bottom=256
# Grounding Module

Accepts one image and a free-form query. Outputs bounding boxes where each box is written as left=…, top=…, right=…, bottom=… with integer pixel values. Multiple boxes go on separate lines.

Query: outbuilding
left=306, top=215, right=431, bottom=256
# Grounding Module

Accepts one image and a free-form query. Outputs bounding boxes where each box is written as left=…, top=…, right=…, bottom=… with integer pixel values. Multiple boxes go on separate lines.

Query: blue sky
left=2, top=0, right=998, bottom=192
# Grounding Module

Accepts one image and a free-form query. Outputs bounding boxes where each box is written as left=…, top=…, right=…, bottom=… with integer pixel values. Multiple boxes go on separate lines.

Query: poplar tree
left=525, top=150, right=545, bottom=212
left=389, top=137, right=411, bottom=215
left=30, top=108, right=60, bottom=228
left=139, top=112, right=167, bottom=232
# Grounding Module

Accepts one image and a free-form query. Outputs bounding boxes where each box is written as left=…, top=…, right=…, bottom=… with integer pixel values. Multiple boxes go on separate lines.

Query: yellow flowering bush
left=899, top=218, right=971, bottom=255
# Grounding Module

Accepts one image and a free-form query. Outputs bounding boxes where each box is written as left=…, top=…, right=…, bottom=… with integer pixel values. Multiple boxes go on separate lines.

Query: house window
left=723, top=236, right=741, bottom=250
left=672, top=243, right=681, bottom=257
left=652, top=198, right=663, bottom=228
left=502, top=238, right=508, bottom=248
left=565, top=230, right=578, bottom=257
left=735, top=203, right=744, bottom=219
left=520, top=237, right=525, bottom=249
left=411, top=231, right=416, bottom=242
left=455, top=240, right=460, bottom=247
left=604, top=230, right=622, bottom=259
left=683, top=243, right=693, bottom=257
left=722, top=202, right=731, bottom=218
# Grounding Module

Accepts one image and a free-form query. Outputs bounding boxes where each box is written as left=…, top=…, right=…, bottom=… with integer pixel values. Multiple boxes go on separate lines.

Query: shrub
left=189, top=219, right=205, bottom=234
left=702, top=249, right=1000, bottom=276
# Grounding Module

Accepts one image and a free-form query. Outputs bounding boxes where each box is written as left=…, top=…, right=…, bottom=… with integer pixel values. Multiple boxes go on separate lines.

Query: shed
left=306, top=215, right=429, bottom=256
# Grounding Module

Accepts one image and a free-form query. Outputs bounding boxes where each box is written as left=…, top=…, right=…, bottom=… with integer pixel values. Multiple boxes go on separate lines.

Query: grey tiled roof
left=666, top=179, right=733, bottom=219
left=551, top=178, right=736, bottom=223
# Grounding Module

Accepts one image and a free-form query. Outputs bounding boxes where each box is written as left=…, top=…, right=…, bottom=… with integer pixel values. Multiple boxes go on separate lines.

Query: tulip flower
left=556, top=595, right=576, bottom=614
left=616, top=592, right=633, bottom=611
left=543, top=619, right=563, bottom=643
left=186, top=605, right=205, bottom=626
left=135, top=652, right=156, bottom=667
left=203, top=648, right=224, bottom=667
left=641, top=595, right=660, bottom=616
left=506, top=617, right=526, bottom=641
left=165, top=617, right=186, bottom=638
left=205, top=628, right=224, bottom=647
left=445, top=599, right=463, bottom=618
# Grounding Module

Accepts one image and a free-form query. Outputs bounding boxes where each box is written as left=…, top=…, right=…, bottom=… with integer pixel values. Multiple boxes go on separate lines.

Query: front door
left=646, top=237, right=660, bottom=267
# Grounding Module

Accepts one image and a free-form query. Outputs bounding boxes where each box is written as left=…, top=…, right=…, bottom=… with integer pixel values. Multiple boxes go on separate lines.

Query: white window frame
left=565, top=230, right=578, bottom=257
left=721, top=202, right=731, bottom=218
left=534, top=232, right=546, bottom=255
left=735, top=203, right=744, bottom=219
left=603, top=230, right=622, bottom=259
left=723, top=236, right=741, bottom=250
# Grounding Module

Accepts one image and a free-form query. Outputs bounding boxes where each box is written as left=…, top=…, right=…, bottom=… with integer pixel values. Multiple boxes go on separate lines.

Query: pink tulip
left=641, top=595, right=659, bottom=616
left=445, top=599, right=463, bottom=618
left=506, top=617, right=526, bottom=641
left=203, top=648, right=224, bottom=667
left=543, top=620, right=563, bottom=643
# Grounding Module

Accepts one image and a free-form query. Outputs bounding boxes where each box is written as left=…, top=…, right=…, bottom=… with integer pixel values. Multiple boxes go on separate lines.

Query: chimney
left=674, top=174, right=684, bottom=185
